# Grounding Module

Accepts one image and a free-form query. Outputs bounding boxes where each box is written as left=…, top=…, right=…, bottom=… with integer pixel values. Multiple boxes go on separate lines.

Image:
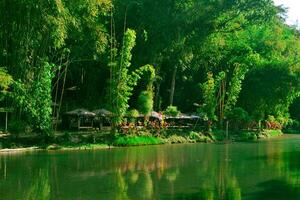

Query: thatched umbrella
left=150, top=111, right=163, bottom=121
left=64, top=109, right=96, bottom=130
left=65, top=108, right=96, bottom=117
left=92, top=108, right=113, bottom=117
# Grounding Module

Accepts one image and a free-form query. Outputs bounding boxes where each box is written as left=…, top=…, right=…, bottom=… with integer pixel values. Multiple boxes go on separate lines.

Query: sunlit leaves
left=0, top=68, right=13, bottom=92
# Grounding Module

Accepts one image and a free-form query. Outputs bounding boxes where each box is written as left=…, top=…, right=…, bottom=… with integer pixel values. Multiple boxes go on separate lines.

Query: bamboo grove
left=1, top=0, right=300, bottom=135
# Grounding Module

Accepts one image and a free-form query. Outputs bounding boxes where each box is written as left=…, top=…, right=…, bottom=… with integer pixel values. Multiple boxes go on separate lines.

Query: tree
left=198, top=71, right=225, bottom=131
left=0, top=68, right=13, bottom=99
left=13, top=62, right=54, bottom=135
left=137, top=91, right=153, bottom=116
left=0, top=0, right=112, bottom=135
left=108, top=28, right=155, bottom=132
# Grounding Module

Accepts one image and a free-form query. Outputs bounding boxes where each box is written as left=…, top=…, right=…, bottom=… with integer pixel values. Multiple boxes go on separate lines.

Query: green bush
left=238, top=131, right=257, bottom=141
left=8, top=119, right=28, bottom=135
left=211, top=130, right=226, bottom=141
left=137, top=91, right=153, bottom=116
left=164, top=106, right=180, bottom=117
left=188, top=131, right=210, bottom=142
left=265, top=115, right=282, bottom=130
left=284, top=120, right=300, bottom=132
left=227, top=107, right=250, bottom=130
left=261, top=130, right=283, bottom=137
left=62, top=132, right=72, bottom=142
left=165, top=135, right=189, bottom=144
left=127, top=109, right=140, bottom=123
left=227, top=107, right=250, bottom=122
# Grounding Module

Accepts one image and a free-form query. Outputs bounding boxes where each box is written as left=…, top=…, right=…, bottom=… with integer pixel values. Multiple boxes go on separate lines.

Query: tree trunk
left=154, top=81, right=161, bottom=111
left=169, top=66, right=177, bottom=106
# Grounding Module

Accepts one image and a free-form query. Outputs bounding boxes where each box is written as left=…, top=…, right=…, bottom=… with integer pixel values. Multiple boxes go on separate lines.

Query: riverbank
left=0, top=129, right=285, bottom=153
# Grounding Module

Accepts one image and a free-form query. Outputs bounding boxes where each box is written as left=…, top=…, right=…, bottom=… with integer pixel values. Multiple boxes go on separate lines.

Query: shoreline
left=0, top=130, right=287, bottom=154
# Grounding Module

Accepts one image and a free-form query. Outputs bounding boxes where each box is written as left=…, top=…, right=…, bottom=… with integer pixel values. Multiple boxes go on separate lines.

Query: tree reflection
left=114, top=169, right=130, bottom=200
left=3, top=139, right=300, bottom=199
left=24, top=169, right=50, bottom=200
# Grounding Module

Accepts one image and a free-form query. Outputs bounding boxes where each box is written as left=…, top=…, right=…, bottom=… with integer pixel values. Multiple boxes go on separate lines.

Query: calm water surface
left=1, top=135, right=300, bottom=200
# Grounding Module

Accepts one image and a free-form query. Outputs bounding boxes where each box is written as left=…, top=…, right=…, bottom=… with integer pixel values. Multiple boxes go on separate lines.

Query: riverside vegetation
left=0, top=0, right=299, bottom=150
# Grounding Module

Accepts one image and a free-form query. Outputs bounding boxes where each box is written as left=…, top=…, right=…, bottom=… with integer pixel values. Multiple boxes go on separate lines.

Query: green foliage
left=113, top=136, right=163, bottom=146
left=0, top=67, right=13, bottom=102
left=261, top=129, right=283, bottom=137
left=164, top=106, right=180, bottom=117
left=164, top=135, right=189, bottom=144
left=12, top=62, right=54, bottom=135
left=227, top=107, right=250, bottom=122
left=130, top=64, right=156, bottom=91
left=227, top=107, right=251, bottom=130
left=238, top=132, right=258, bottom=141
left=127, top=109, right=139, bottom=118
left=108, top=28, right=156, bottom=128
left=0, top=0, right=112, bottom=135
left=108, top=29, right=137, bottom=126
left=285, top=120, right=300, bottom=132
left=240, top=64, right=300, bottom=123
left=8, top=119, right=28, bottom=135
left=126, top=109, right=139, bottom=123
left=224, top=64, right=248, bottom=116
left=198, top=71, right=225, bottom=121
left=1, top=0, right=300, bottom=135
left=137, top=91, right=153, bottom=116
left=188, top=131, right=211, bottom=143
left=0, top=68, right=13, bottom=92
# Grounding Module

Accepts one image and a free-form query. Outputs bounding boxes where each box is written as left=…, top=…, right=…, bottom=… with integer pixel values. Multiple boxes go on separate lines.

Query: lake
left=1, top=135, right=300, bottom=200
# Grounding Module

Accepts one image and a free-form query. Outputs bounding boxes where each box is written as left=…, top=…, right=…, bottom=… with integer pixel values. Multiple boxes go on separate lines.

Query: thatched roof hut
left=63, top=109, right=95, bottom=130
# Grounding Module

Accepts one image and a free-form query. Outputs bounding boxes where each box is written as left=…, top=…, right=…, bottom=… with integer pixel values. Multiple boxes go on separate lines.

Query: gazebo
left=92, top=108, right=113, bottom=130
left=64, top=109, right=96, bottom=130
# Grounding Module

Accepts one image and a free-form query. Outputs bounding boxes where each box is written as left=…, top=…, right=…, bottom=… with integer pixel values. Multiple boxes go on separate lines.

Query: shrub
left=227, top=107, right=250, bottom=130
left=227, top=107, right=249, bottom=122
left=188, top=131, right=210, bottom=142
left=266, top=115, right=282, bottom=130
left=137, top=90, right=153, bottom=116
left=285, top=120, right=300, bottom=131
left=127, top=109, right=140, bottom=123
left=164, top=106, right=180, bottom=117
left=261, top=130, right=283, bottom=137
left=165, top=135, right=190, bottom=144
left=8, top=119, right=29, bottom=135
left=239, top=131, right=257, bottom=141
left=62, top=132, right=72, bottom=142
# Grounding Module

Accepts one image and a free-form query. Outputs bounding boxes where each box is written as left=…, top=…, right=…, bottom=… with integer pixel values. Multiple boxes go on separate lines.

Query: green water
left=1, top=135, right=300, bottom=200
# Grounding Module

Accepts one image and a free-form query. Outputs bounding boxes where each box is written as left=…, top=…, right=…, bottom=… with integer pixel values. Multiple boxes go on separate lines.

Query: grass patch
left=113, top=136, right=164, bottom=146
left=261, top=130, right=283, bottom=138
left=46, top=143, right=109, bottom=150
left=164, top=135, right=191, bottom=144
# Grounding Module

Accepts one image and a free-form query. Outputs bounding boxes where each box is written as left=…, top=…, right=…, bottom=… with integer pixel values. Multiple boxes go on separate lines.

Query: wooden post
left=226, top=121, right=229, bottom=140
left=78, top=117, right=81, bottom=130
left=100, top=118, right=103, bottom=130
left=5, top=111, right=8, bottom=132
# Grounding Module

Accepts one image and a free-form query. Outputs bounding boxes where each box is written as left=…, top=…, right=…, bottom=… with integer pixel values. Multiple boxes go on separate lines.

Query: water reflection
left=1, top=136, right=300, bottom=199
